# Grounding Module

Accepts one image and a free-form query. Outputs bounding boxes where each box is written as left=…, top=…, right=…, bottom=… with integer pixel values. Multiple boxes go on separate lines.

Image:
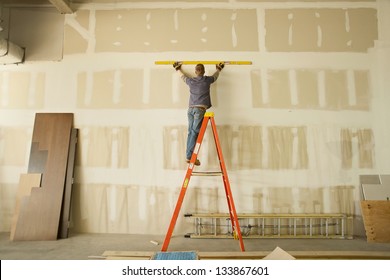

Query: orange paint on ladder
left=161, top=112, right=245, bottom=252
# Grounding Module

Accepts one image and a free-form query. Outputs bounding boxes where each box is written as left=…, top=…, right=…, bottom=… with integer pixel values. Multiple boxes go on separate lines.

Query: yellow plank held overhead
left=155, top=61, right=252, bottom=65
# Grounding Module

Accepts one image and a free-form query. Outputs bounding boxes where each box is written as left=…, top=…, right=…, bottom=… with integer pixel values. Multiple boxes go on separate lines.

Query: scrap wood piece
left=10, top=173, right=42, bottom=240
left=102, top=251, right=154, bottom=260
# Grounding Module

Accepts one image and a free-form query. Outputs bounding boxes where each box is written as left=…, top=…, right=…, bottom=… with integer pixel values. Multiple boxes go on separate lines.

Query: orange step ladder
left=161, top=112, right=245, bottom=252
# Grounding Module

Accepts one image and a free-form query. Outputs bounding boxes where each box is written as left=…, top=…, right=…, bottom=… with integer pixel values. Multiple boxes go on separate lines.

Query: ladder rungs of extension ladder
left=161, top=112, right=245, bottom=252
left=184, top=213, right=353, bottom=239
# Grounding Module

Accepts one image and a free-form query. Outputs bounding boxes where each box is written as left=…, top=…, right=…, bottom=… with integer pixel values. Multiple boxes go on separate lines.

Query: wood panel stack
left=361, top=201, right=390, bottom=243
left=10, top=113, right=78, bottom=241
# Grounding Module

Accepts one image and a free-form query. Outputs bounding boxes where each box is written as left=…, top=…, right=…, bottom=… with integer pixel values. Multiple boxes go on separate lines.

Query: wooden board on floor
left=101, top=250, right=390, bottom=260
left=361, top=200, right=390, bottom=243
left=102, top=251, right=155, bottom=260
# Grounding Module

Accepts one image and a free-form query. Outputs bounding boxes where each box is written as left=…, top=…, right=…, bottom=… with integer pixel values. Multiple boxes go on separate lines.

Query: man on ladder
left=173, top=61, right=225, bottom=166
left=162, top=62, right=245, bottom=252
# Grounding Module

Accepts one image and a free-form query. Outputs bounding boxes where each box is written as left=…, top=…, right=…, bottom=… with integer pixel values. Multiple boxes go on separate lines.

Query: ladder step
left=192, top=171, right=222, bottom=176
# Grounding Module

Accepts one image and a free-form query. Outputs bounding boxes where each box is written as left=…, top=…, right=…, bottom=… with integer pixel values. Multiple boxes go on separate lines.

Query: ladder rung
left=192, top=171, right=223, bottom=176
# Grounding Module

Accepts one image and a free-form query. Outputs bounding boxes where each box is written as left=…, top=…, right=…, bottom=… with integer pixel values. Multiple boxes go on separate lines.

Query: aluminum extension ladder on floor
left=184, top=213, right=353, bottom=239
left=161, top=112, right=245, bottom=252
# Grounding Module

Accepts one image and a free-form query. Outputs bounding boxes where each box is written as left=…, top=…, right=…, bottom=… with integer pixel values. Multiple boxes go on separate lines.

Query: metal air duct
left=0, top=38, right=25, bottom=64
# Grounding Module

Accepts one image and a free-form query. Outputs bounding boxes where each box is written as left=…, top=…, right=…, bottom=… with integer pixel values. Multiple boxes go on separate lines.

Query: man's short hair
left=195, top=64, right=205, bottom=75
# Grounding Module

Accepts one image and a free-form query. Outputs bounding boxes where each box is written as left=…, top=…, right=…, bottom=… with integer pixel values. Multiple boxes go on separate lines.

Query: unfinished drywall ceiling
left=1, top=0, right=389, bottom=237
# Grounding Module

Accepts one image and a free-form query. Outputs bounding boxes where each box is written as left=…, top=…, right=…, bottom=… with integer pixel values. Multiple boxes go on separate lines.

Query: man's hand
left=216, top=62, right=225, bottom=71
left=173, top=62, right=182, bottom=71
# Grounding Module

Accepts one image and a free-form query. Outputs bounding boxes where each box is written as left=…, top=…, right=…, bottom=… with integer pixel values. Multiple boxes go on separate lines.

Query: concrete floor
left=1, top=231, right=390, bottom=260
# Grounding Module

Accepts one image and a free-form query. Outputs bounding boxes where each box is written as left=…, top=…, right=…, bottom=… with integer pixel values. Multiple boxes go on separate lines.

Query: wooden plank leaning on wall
left=11, top=113, right=75, bottom=241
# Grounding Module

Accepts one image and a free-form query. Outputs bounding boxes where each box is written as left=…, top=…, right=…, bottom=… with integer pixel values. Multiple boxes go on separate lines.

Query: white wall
left=1, top=0, right=389, bottom=237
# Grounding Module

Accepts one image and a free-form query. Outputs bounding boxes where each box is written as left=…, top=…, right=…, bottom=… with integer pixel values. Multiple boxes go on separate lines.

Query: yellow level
left=155, top=60, right=252, bottom=65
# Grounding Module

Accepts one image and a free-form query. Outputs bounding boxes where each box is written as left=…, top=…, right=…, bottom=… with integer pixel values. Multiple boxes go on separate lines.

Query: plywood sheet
left=12, top=113, right=74, bottom=241
left=58, top=128, right=78, bottom=239
left=361, top=201, right=390, bottom=243
left=10, top=173, right=42, bottom=241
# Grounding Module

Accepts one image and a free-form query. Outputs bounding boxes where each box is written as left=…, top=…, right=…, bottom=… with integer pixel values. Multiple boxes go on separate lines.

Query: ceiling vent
left=0, top=38, right=25, bottom=65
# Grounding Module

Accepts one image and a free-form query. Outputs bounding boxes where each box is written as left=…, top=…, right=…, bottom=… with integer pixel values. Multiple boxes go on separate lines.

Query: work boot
left=186, top=159, right=201, bottom=166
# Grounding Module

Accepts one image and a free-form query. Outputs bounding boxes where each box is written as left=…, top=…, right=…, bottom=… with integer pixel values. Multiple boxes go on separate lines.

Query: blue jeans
left=186, top=107, right=206, bottom=160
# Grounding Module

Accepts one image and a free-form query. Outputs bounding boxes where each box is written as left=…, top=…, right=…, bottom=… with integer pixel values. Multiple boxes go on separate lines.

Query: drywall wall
left=1, top=0, right=389, bottom=237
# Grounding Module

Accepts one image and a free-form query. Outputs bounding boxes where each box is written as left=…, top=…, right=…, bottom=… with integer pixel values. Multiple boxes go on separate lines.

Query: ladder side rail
left=209, top=116, right=245, bottom=251
left=161, top=168, right=194, bottom=251
left=209, top=117, right=235, bottom=229
left=161, top=116, right=210, bottom=251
